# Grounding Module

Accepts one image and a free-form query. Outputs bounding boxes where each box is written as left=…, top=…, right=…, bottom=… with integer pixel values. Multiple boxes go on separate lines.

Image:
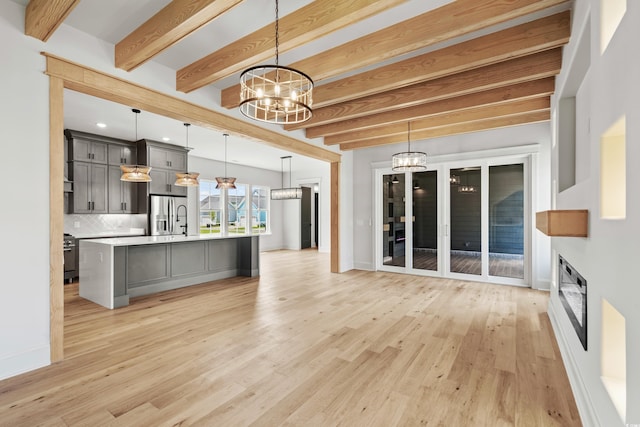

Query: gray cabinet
left=71, top=138, right=108, bottom=164
left=66, top=129, right=138, bottom=214
left=71, top=162, right=108, bottom=213
left=108, top=166, right=138, bottom=213
left=137, top=139, right=190, bottom=205
left=148, top=169, right=188, bottom=197
left=108, top=144, right=136, bottom=165
left=148, top=146, right=187, bottom=171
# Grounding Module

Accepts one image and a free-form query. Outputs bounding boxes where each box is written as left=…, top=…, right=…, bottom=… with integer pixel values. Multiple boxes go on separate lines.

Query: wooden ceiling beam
left=42, top=53, right=340, bottom=163
left=339, top=111, right=551, bottom=151
left=220, top=0, right=569, bottom=108
left=176, top=0, right=407, bottom=93
left=115, top=0, right=244, bottom=72
left=288, top=48, right=562, bottom=131
left=326, top=97, right=550, bottom=145
left=309, top=77, right=555, bottom=139
left=25, top=0, right=80, bottom=42
left=310, top=11, right=569, bottom=108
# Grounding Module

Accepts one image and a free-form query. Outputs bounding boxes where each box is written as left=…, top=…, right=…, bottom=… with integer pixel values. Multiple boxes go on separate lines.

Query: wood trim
left=309, top=78, right=555, bottom=139
left=327, top=97, right=550, bottom=145
left=115, top=0, right=243, bottom=71
left=339, top=111, right=550, bottom=150
left=177, top=0, right=407, bottom=93
left=220, top=0, right=569, bottom=108
left=49, top=76, right=64, bottom=362
left=286, top=48, right=563, bottom=131
left=536, top=210, right=588, bottom=237
left=42, top=53, right=340, bottom=164
left=25, top=0, right=80, bottom=41
left=309, top=11, right=570, bottom=108
left=331, top=162, right=340, bottom=273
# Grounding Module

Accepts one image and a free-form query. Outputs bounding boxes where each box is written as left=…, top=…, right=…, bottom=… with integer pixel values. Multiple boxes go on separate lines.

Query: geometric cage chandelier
left=239, top=0, right=313, bottom=124
left=392, top=122, right=427, bottom=172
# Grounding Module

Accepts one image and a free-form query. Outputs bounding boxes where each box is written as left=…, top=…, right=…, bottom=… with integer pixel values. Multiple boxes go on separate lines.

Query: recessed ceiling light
left=96, top=122, right=107, bottom=128
left=162, top=137, right=170, bottom=141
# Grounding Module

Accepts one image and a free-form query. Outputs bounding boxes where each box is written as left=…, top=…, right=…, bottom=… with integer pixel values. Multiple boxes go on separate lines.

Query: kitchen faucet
left=176, top=204, right=188, bottom=236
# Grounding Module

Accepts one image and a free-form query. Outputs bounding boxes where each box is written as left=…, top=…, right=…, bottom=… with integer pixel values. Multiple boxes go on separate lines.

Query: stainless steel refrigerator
left=149, top=195, right=188, bottom=236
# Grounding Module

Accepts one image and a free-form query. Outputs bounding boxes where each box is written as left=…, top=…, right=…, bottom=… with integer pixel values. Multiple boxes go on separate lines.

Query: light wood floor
left=0, top=250, right=580, bottom=426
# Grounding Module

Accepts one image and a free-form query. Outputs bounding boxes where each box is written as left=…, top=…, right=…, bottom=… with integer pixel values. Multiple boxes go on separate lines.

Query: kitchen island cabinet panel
left=208, top=239, right=238, bottom=273
left=171, top=241, right=207, bottom=277
left=127, top=244, right=170, bottom=287
left=80, top=235, right=259, bottom=309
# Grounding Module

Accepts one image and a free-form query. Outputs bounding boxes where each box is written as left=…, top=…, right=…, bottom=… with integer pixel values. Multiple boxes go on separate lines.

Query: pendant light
left=239, top=0, right=313, bottom=124
left=458, top=172, right=477, bottom=193
left=215, top=133, right=236, bottom=189
left=120, top=109, right=152, bottom=182
left=174, top=123, right=200, bottom=187
left=392, top=122, right=427, bottom=172
left=271, top=156, right=302, bottom=200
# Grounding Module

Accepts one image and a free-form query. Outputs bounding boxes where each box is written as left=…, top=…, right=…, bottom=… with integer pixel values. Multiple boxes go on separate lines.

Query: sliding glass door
left=377, top=157, right=528, bottom=286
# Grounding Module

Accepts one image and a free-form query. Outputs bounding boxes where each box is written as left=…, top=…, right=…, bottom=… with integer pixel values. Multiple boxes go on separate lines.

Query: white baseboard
left=0, top=345, right=50, bottom=381
left=548, top=298, right=600, bottom=427
left=535, top=279, right=551, bottom=290
left=353, top=261, right=374, bottom=271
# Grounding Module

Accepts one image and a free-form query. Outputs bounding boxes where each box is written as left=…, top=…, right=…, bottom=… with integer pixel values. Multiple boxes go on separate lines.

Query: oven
left=63, top=233, right=78, bottom=283
left=558, top=255, right=587, bottom=350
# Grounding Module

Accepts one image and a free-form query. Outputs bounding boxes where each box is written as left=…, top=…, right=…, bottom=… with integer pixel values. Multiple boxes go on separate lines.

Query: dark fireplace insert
left=558, top=255, right=587, bottom=350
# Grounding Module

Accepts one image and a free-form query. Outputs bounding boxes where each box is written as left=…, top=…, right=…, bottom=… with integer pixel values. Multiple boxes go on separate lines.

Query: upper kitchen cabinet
left=108, top=143, right=137, bottom=166
left=108, top=166, right=138, bottom=214
left=70, top=161, right=108, bottom=214
left=136, top=139, right=190, bottom=201
left=147, top=144, right=187, bottom=171
left=66, top=130, right=109, bottom=164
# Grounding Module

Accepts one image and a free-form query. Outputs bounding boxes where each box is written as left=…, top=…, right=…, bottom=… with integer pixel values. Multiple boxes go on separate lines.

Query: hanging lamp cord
left=407, top=122, right=411, bottom=152
left=274, top=0, right=279, bottom=67
left=280, top=157, right=285, bottom=188
left=288, top=157, right=292, bottom=188
left=224, top=134, right=228, bottom=178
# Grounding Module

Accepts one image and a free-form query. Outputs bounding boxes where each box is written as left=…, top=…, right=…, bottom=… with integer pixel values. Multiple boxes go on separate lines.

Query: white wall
left=0, top=1, right=51, bottom=379
left=548, top=1, right=640, bottom=425
left=351, top=122, right=552, bottom=288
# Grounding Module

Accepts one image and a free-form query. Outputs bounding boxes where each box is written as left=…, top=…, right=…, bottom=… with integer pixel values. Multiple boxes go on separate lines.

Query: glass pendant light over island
left=121, top=108, right=152, bottom=182
left=239, top=0, right=313, bottom=124
left=392, top=122, right=427, bottom=172
left=215, top=133, right=236, bottom=189
left=271, top=156, right=302, bottom=200
left=174, top=123, right=199, bottom=187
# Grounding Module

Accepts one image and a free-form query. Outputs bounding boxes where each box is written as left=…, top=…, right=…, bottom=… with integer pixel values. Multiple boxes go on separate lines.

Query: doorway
left=377, top=156, right=529, bottom=286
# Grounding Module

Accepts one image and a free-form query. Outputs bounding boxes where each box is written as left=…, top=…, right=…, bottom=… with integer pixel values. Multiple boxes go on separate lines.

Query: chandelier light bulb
left=256, top=88, right=263, bottom=98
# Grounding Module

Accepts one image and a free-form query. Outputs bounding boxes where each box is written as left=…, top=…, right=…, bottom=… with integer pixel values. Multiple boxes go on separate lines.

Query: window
left=199, top=181, right=221, bottom=234
left=228, top=184, right=247, bottom=235
left=199, top=180, right=270, bottom=236
left=252, top=186, right=269, bottom=234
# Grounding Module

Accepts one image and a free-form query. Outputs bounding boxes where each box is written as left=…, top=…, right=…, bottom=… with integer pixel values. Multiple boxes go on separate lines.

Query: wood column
left=331, top=161, right=340, bottom=273
left=49, top=76, right=64, bottom=362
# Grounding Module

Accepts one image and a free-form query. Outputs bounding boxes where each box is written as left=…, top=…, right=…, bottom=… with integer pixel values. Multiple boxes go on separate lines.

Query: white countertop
left=82, top=233, right=258, bottom=247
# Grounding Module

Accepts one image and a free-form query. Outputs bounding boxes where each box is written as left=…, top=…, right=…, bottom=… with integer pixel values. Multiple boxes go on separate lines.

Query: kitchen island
left=79, top=234, right=259, bottom=309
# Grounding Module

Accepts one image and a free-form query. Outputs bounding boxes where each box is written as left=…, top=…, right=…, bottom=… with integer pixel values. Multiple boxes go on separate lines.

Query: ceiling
left=17, top=0, right=571, bottom=172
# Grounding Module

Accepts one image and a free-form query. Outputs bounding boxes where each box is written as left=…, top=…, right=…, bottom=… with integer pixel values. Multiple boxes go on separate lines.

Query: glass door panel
left=382, top=173, right=405, bottom=267
left=449, top=167, right=482, bottom=275
left=489, top=164, right=524, bottom=279
left=412, top=171, right=438, bottom=271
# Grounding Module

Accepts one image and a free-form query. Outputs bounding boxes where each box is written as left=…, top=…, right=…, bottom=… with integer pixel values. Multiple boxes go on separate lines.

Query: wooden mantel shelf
left=536, top=210, right=588, bottom=237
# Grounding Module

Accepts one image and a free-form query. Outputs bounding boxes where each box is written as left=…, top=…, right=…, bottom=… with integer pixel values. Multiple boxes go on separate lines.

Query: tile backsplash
left=64, top=214, right=147, bottom=238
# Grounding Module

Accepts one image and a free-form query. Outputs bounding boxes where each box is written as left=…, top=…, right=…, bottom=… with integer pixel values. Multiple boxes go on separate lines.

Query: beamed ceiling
left=23, top=0, right=571, bottom=165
